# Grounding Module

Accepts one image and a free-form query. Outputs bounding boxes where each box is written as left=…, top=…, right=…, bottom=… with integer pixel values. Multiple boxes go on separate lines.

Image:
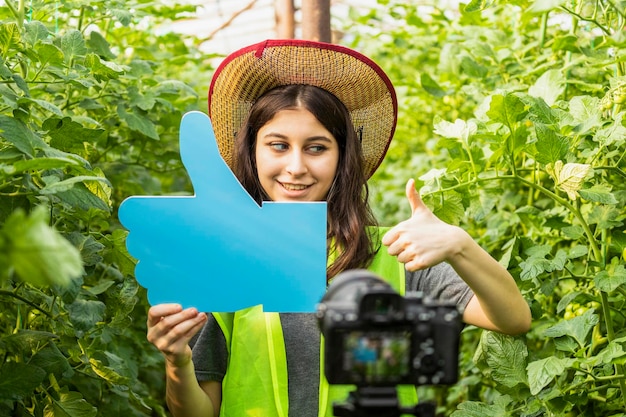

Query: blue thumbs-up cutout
left=118, top=111, right=327, bottom=313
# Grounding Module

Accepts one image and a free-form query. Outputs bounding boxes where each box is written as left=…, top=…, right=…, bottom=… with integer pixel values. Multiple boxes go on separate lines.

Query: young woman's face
left=255, top=107, right=340, bottom=202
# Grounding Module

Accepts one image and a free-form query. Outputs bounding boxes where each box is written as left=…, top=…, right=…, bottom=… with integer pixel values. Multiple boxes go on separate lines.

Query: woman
left=147, top=39, right=531, bottom=417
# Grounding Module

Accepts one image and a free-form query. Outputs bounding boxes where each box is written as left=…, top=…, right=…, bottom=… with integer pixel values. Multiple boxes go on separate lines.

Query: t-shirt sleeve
left=405, top=263, right=474, bottom=311
left=189, top=314, right=228, bottom=382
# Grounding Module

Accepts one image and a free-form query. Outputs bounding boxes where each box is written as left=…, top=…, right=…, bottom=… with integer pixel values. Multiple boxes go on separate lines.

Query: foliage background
left=0, top=0, right=625, bottom=416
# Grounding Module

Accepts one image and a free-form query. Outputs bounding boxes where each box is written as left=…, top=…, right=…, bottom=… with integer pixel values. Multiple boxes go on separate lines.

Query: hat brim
left=208, top=39, right=397, bottom=179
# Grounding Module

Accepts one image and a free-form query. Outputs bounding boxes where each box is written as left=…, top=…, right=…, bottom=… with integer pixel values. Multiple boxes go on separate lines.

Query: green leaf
left=12, top=73, right=30, bottom=95
left=569, top=95, right=603, bottom=135
left=67, top=232, right=105, bottom=267
left=534, top=123, right=569, bottom=164
left=154, top=79, right=198, bottom=97
left=451, top=400, right=508, bottom=416
left=473, top=331, right=528, bottom=388
left=528, top=69, right=565, bottom=106
left=561, top=226, right=584, bottom=240
left=43, top=116, right=106, bottom=152
left=567, top=244, right=587, bottom=259
left=588, top=205, right=623, bottom=229
left=87, top=31, right=116, bottom=59
left=0, top=23, right=23, bottom=56
left=84, top=53, right=126, bottom=81
left=592, top=339, right=626, bottom=367
left=85, top=279, right=115, bottom=296
left=527, top=96, right=560, bottom=125
left=543, top=310, right=599, bottom=347
left=578, top=185, right=618, bottom=204
left=527, top=356, right=574, bottom=395
left=460, top=56, right=488, bottom=78
left=89, top=358, right=129, bottom=385
left=487, top=93, right=527, bottom=127
left=433, top=117, right=477, bottom=141
left=519, top=257, right=551, bottom=280
left=129, top=86, right=157, bottom=111
left=594, top=265, right=626, bottom=293
left=55, top=183, right=111, bottom=212
left=0, top=362, right=46, bottom=401
left=117, top=105, right=159, bottom=140
left=60, top=30, right=87, bottom=62
left=24, top=21, right=50, bottom=45
left=67, top=298, right=106, bottom=332
left=5, top=156, right=80, bottom=175
left=102, top=229, right=136, bottom=277
left=30, top=344, right=74, bottom=378
left=528, top=0, right=566, bottom=13
left=2, top=329, right=58, bottom=352
left=0, top=115, right=48, bottom=156
left=595, top=113, right=626, bottom=147
left=35, top=42, right=65, bottom=66
left=19, top=97, right=64, bottom=116
left=420, top=73, right=447, bottom=97
left=44, top=390, right=97, bottom=417
left=464, top=0, right=496, bottom=13
left=431, top=191, right=465, bottom=225
left=41, top=175, right=111, bottom=195
left=3, top=206, right=83, bottom=286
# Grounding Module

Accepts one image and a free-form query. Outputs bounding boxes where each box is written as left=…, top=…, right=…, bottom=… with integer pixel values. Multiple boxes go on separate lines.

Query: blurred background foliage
left=0, top=0, right=625, bottom=416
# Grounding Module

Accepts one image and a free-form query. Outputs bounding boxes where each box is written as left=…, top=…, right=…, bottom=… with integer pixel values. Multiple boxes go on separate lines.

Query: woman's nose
left=285, top=151, right=308, bottom=175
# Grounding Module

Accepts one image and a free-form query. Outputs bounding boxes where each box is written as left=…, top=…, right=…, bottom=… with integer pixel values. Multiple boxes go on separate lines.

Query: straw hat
left=208, top=39, right=397, bottom=179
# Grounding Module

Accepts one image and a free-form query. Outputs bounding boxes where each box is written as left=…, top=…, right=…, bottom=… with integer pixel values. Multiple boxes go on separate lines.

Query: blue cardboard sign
left=118, top=111, right=327, bottom=312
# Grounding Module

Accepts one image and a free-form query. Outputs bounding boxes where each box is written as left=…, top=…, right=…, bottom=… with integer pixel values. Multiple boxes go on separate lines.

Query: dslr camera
left=316, top=269, right=463, bottom=387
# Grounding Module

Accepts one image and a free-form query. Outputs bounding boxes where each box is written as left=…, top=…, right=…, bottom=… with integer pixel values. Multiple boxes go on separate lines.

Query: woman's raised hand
left=146, top=303, right=208, bottom=367
left=382, top=179, right=470, bottom=271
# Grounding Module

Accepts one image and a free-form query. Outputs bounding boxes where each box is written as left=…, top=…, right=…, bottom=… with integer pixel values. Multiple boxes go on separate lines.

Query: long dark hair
left=234, top=84, right=379, bottom=280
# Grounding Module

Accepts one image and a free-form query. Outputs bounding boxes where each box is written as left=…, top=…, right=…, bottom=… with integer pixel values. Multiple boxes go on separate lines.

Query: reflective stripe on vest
left=213, top=227, right=418, bottom=416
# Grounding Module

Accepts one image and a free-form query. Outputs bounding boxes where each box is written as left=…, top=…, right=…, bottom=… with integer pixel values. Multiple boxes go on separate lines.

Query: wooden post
left=301, top=0, right=331, bottom=42
left=275, top=0, right=295, bottom=39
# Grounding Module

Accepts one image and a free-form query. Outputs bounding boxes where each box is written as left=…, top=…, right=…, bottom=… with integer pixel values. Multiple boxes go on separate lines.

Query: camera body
left=317, top=269, right=462, bottom=387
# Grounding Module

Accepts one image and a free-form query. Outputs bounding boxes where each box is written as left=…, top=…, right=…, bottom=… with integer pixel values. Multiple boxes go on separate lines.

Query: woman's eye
left=308, top=145, right=327, bottom=153
left=270, top=143, right=288, bottom=151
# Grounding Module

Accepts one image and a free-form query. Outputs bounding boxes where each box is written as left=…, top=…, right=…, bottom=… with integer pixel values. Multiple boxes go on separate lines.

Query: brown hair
left=233, top=84, right=380, bottom=280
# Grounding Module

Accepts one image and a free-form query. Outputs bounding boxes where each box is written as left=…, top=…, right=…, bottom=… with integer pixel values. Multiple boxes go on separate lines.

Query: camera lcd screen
left=341, top=329, right=411, bottom=384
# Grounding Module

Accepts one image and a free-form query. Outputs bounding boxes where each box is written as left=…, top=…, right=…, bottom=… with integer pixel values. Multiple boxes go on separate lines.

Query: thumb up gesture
left=382, top=179, right=468, bottom=271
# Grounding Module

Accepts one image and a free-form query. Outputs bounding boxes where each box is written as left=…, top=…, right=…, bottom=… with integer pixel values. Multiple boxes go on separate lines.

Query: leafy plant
left=0, top=1, right=212, bottom=415
left=345, top=0, right=626, bottom=415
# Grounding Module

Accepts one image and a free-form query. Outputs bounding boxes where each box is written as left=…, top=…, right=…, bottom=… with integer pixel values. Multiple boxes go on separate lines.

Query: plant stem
left=0, top=289, right=53, bottom=318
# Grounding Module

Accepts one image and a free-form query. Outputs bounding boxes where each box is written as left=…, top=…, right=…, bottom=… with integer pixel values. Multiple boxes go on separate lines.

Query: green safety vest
left=212, top=228, right=418, bottom=416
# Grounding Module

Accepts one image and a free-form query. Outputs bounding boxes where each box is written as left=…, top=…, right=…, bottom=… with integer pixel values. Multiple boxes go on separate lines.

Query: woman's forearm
left=165, top=359, right=218, bottom=417
left=450, top=231, right=531, bottom=335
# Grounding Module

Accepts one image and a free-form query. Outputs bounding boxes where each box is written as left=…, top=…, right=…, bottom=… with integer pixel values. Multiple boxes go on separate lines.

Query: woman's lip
left=279, top=181, right=312, bottom=191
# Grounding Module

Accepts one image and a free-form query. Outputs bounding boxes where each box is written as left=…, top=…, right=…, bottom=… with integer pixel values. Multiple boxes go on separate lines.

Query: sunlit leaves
left=546, top=160, right=592, bottom=200
left=0, top=206, right=83, bottom=287
left=473, top=331, right=528, bottom=390
left=487, top=93, right=528, bottom=127
left=43, top=390, right=97, bottom=417
left=569, top=95, right=603, bottom=135
left=0, top=1, right=204, bottom=416
left=0, top=115, right=47, bottom=156
left=348, top=0, right=626, bottom=414
left=0, top=23, right=22, bottom=57
left=60, top=30, right=87, bottom=63
left=527, top=356, right=574, bottom=395
left=433, top=117, right=477, bottom=143
left=528, top=69, right=565, bottom=107
left=544, top=310, right=599, bottom=348
left=594, top=262, right=626, bottom=293
left=533, top=123, right=569, bottom=164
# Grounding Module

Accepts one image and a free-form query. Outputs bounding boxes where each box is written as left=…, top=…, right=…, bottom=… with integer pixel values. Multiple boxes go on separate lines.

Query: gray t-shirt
left=190, top=262, right=474, bottom=416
